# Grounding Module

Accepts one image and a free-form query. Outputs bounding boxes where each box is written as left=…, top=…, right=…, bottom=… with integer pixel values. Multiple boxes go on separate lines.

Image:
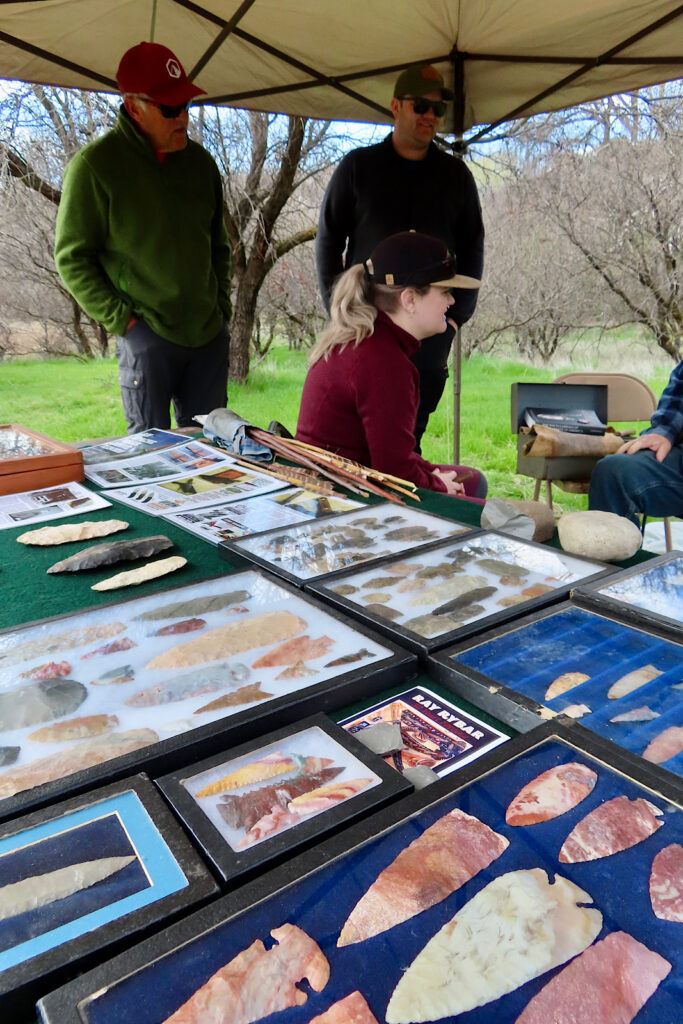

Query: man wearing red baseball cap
left=55, top=42, right=232, bottom=433
left=316, top=64, right=484, bottom=457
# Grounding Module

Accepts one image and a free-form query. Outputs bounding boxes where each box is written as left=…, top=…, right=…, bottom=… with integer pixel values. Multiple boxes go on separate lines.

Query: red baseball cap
left=117, top=42, right=205, bottom=104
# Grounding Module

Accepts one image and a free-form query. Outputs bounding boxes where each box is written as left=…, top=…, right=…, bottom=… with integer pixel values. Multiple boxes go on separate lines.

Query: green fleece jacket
left=54, top=107, right=232, bottom=347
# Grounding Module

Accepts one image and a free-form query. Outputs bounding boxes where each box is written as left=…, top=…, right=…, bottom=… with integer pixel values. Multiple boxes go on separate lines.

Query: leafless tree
left=194, top=108, right=346, bottom=381
left=466, top=85, right=682, bottom=364
left=1, top=84, right=347, bottom=374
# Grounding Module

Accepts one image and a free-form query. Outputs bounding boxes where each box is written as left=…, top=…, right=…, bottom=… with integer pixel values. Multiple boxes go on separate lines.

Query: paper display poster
left=107, top=462, right=287, bottom=515
left=0, top=483, right=111, bottom=530
left=340, top=685, right=508, bottom=775
left=271, top=489, right=364, bottom=518
left=81, top=429, right=193, bottom=465
left=163, top=488, right=363, bottom=545
left=85, top=441, right=234, bottom=489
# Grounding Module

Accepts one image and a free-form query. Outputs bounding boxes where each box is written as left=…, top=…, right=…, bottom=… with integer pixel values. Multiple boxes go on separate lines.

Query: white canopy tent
left=1, top=1, right=682, bottom=134
left=1, top=1, right=682, bottom=457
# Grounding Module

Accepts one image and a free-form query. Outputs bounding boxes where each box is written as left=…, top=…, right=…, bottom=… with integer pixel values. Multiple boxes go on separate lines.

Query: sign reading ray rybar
left=340, top=685, right=508, bottom=775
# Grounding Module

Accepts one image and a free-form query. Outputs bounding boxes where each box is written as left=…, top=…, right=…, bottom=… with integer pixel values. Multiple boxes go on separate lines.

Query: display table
left=0, top=480, right=654, bottom=633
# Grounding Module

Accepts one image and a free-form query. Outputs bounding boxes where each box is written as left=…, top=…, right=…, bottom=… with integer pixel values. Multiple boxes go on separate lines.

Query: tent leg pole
left=453, top=324, right=461, bottom=465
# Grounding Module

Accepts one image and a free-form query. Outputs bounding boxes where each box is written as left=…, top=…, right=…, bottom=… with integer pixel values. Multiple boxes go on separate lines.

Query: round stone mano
left=557, top=510, right=642, bottom=562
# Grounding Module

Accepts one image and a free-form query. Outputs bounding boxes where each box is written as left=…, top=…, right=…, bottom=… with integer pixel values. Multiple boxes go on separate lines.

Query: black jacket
left=316, top=134, right=484, bottom=326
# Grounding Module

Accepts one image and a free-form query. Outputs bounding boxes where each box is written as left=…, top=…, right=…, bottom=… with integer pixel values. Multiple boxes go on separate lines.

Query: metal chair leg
left=545, top=480, right=553, bottom=508
left=533, top=478, right=542, bottom=502
left=664, top=517, right=672, bottom=552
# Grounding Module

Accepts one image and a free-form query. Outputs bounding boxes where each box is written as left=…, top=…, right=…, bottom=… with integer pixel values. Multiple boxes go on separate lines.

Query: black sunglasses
left=133, top=96, right=189, bottom=118
left=401, top=96, right=447, bottom=118
left=145, top=99, right=190, bottom=119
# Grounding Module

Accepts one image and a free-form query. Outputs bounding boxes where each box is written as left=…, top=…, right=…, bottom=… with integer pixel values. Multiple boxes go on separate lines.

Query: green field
left=0, top=346, right=671, bottom=515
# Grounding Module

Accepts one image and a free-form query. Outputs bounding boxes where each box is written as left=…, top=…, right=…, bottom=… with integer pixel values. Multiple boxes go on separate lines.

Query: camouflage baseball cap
left=393, top=64, right=454, bottom=100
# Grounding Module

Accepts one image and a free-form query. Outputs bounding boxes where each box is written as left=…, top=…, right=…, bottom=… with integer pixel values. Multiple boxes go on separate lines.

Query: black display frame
left=218, top=501, right=477, bottom=587
left=429, top=599, right=683, bottom=736
left=38, top=718, right=683, bottom=1024
left=0, top=772, right=217, bottom=1018
left=156, top=712, right=412, bottom=884
left=572, top=550, right=683, bottom=643
left=0, top=569, right=416, bottom=824
left=307, top=530, right=613, bottom=658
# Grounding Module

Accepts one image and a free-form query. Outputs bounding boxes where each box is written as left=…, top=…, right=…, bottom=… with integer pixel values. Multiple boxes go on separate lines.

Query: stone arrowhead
left=91, top=556, right=187, bottom=591
left=17, top=520, right=129, bottom=546
left=47, top=535, right=173, bottom=573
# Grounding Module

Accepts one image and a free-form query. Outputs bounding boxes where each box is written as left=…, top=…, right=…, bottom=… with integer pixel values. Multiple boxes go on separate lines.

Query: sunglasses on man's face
left=401, top=96, right=447, bottom=118
left=148, top=99, right=190, bottom=119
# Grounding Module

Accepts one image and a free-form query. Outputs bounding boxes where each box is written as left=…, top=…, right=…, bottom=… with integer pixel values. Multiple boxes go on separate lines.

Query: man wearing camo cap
left=316, top=64, right=484, bottom=463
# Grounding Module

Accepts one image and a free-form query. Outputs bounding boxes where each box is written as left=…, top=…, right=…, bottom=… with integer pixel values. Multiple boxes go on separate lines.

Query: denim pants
left=588, top=445, right=683, bottom=525
left=117, top=320, right=230, bottom=434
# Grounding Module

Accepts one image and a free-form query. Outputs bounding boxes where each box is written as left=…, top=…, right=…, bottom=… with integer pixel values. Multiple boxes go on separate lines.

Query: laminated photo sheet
left=80, top=429, right=193, bottom=465
left=0, top=483, right=111, bottom=530
left=106, top=460, right=287, bottom=516
left=84, top=441, right=234, bottom=489
left=0, top=571, right=394, bottom=803
left=339, top=684, right=508, bottom=776
left=180, top=724, right=382, bottom=852
left=229, top=504, right=471, bottom=582
left=323, top=532, right=606, bottom=640
left=162, top=488, right=363, bottom=545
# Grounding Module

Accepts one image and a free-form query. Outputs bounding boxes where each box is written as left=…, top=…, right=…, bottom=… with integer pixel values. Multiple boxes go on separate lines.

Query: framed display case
left=0, top=773, right=217, bottom=1017
left=39, top=721, right=683, bottom=1024
left=156, top=713, right=411, bottom=883
left=219, top=502, right=474, bottom=586
left=573, top=550, right=683, bottom=642
left=0, top=424, right=84, bottom=497
left=0, top=570, right=415, bottom=823
left=308, top=529, right=611, bottom=656
left=430, top=602, right=683, bottom=773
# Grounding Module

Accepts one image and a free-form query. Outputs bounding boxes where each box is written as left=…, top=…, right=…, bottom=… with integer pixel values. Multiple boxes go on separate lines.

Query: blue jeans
left=588, top=445, right=683, bottom=525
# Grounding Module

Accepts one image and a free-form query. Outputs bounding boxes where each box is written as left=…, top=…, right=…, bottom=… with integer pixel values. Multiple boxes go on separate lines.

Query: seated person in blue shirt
left=589, top=360, right=683, bottom=525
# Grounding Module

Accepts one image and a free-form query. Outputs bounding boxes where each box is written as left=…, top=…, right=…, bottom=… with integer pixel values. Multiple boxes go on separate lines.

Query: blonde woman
left=296, top=231, right=487, bottom=499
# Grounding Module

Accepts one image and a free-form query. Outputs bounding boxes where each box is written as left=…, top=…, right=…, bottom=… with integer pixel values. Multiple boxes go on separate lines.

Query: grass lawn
left=0, top=345, right=672, bottom=516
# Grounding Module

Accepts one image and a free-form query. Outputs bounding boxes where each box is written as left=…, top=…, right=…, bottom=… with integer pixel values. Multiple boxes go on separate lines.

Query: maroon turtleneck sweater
left=296, top=311, right=447, bottom=492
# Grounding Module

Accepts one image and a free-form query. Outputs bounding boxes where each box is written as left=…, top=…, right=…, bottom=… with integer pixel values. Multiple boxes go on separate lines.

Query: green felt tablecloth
left=0, top=478, right=652, bottom=634
left=0, top=485, right=478, bottom=632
